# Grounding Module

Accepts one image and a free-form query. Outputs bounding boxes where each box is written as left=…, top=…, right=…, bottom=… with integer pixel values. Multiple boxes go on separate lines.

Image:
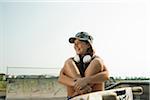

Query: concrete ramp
left=6, top=78, right=67, bottom=99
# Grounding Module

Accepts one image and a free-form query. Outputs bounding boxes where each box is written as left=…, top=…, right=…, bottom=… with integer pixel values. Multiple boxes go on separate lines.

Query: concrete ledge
left=6, top=97, right=66, bottom=100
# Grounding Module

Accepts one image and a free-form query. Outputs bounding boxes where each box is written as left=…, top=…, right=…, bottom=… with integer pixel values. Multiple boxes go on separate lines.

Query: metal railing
left=6, top=66, right=61, bottom=76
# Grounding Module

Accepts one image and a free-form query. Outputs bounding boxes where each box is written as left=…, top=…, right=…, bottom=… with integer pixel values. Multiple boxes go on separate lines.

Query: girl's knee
left=85, top=59, right=102, bottom=76
left=64, top=59, right=80, bottom=78
left=84, top=66, right=101, bottom=76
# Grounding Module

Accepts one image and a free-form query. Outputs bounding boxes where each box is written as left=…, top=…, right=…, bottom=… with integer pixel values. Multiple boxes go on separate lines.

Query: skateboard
left=71, top=86, right=143, bottom=100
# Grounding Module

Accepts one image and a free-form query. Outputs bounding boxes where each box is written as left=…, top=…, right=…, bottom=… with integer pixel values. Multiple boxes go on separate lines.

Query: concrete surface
left=6, top=78, right=67, bottom=99
left=5, top=77, right=150, bottom=100
left=7, top=97, right=67, bottom=100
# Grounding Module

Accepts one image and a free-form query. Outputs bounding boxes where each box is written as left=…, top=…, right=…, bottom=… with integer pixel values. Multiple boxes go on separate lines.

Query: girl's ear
left=88, top=43, right=91, bottom=48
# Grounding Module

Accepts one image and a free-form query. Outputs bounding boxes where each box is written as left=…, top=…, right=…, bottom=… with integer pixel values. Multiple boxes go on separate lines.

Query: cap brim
left=69, top=37, right=92, bottom=44
left=69, top=37, right=76, bottom=43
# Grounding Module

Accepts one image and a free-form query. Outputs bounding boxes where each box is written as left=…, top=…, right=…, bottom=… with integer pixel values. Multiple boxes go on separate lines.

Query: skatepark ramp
left=6, top=76, right=67, bottom=100
left=6, top=76, right=150, bottom=100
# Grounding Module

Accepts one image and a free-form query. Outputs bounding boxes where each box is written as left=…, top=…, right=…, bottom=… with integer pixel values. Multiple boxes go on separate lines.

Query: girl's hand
left=74, top=77, right=90, bottom=92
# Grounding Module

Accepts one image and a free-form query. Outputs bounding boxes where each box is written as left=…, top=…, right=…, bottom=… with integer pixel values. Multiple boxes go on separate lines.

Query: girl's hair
left=82, top=40, right=95, bottom=56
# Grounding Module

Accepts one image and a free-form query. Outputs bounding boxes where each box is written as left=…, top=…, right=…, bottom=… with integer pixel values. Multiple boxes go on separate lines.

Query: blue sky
left=0, top=0, right=150, bottom=77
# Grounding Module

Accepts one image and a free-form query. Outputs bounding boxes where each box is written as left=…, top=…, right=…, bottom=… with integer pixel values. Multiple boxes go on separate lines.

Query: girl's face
left=74, top=39, right=90, bottom=55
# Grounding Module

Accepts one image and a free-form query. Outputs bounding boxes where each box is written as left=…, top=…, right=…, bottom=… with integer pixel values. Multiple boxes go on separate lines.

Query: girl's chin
left=76, top=52, right=84, bottom=55
left=76, top=52, right=81, bottom=55
left=76, top=53, right=80, bottom=55
left=76, top=50, right=84, bottom=55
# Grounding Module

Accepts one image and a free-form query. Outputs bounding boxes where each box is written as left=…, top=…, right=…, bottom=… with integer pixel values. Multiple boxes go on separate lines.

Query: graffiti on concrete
left=7, top=78, right=67, bottom=98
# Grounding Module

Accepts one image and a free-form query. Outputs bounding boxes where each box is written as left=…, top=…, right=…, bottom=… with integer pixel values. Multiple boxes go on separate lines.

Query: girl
left=58, top=32, right=109, bottom=99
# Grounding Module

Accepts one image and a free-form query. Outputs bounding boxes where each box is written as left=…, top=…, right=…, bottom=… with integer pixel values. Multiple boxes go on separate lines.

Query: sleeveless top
left=72, top=55, right=97, bottom=77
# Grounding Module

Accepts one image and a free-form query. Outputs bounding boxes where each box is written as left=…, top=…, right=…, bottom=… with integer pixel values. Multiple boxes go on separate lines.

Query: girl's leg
left=84, top=58, right=105, bottom=91
left=67, top=86, right=75, bottom=97
left=64, top=59, right=81, bottom=79
left=63, top=59, right=81, bottom=97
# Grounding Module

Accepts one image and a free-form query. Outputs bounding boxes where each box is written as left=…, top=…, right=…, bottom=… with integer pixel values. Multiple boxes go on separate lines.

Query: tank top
left=72, top=56, right=96, bottom=77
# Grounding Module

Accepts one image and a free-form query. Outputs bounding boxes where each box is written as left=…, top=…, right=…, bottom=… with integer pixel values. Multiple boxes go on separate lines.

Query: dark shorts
left=67, top=96, right=72, bottom=100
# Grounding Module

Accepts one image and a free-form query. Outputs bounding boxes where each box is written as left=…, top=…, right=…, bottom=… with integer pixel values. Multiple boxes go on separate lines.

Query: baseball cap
left=69, top=32, right=93, bottom=44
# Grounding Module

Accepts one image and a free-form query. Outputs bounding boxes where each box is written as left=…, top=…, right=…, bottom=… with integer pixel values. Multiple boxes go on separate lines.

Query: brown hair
left=82, top=40, right=95, bottom=56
